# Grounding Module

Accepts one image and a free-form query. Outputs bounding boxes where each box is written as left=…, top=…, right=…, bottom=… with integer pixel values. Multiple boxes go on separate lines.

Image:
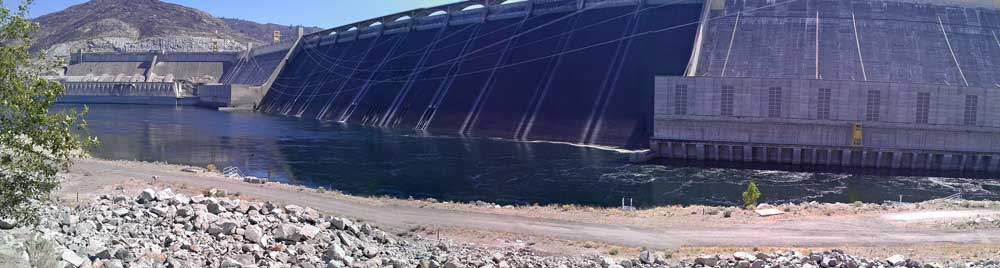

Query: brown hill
left=32, top=0, right=321, bottom=56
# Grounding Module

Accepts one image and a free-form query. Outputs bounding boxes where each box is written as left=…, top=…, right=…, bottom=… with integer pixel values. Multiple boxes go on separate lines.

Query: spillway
left=256, top=0, right=705, bottom=149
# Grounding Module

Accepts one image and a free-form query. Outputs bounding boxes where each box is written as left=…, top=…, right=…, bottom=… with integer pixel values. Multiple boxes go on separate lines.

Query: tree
left=1, top=0, right=95, bottom=226
left=742, top=181, right=761, bottom=209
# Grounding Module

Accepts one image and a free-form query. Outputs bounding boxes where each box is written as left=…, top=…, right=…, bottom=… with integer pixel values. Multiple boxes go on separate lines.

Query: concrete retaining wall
left=653, top=76, right=1000, bottom=172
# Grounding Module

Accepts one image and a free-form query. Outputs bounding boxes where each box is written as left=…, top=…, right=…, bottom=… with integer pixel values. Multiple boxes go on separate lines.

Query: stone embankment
left=1, top=187, right=998, bottom=268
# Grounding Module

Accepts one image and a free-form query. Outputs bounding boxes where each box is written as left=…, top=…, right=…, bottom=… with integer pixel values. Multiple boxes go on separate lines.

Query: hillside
left=32, top=0, right=321, bottom=56
left=222, top=18, right=323, bottom=47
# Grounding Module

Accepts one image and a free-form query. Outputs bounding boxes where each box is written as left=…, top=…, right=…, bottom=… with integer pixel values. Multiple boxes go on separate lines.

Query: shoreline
left=50, top=157, right=1000, bottom=262
left=76, top=156, right=1000, bottom=212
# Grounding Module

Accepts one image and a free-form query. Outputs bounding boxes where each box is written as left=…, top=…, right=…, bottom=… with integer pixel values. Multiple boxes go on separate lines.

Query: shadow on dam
left=70, top=104, right=1000, bottom=208
left=259, top=1, right=703, bottom=149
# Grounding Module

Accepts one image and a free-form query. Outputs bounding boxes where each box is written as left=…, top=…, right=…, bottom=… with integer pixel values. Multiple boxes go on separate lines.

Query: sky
left=27, top=0, right=463, bottom=28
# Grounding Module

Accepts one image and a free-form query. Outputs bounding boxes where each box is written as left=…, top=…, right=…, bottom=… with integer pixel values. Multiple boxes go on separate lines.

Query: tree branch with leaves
left=0, top=0, right=96, bottom=226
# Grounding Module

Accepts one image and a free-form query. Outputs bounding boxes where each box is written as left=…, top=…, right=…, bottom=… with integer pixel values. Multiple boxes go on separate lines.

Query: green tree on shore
left=0, top=0, right=94, bottom=226
left=742, top=181, right=761, bottom=209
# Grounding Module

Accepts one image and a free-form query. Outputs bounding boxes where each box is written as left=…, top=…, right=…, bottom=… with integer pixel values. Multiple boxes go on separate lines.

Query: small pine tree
left=742, top=181, right=761, bottom=209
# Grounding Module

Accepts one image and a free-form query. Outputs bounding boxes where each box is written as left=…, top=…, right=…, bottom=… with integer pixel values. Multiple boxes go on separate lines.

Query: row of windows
left=672, top=85, right=982, bottom=126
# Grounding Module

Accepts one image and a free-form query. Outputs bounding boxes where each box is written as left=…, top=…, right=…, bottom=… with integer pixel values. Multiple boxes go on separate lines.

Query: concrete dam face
left=256, top=0, right=704, bottom=149
left=653, top=0, right=1000, bottom=172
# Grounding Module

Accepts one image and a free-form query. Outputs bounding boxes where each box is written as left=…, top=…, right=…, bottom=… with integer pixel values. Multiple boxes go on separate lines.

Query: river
left=66, top=104, right=1000, bottom=207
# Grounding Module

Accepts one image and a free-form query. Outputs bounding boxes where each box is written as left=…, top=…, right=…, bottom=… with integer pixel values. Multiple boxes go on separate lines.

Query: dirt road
left=62, top=158, right=1000, bottom=250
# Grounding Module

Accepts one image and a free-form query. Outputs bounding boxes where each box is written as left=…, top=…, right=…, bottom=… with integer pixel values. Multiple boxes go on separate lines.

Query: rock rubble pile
left=1, top=187, right=998, bottom=268
left=1, top=188, right=627, bottom=268
left=682, top=251, right=962, bottom=268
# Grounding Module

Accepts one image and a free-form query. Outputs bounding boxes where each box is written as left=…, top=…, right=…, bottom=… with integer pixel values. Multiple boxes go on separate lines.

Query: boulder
left=273, top=224, right=307, bottom=242
left=695, top=255, right=719, bottom=266
left=600, top=257, right=615, bottom=268
left=155, top=188, right=175, bottom=201
left=331, top=218, right=350, bottom=230
left=299, top=224, right=321, bottom=240
left=285, top=205, right=303, bottom=214
left=324, top=244, right=353, bottom=264
left=0, top=218, right=16, bottom=229
left=221, top=199, right=241, bottom=212
left=734, top=252, right=757, bottom=262
left=150, top=206, right=171, bottom=217
left=112, top=208, right=129, bottom=217
left=822, top=257, right=840, bottom=267
left=208, top=219, right=239, bottom=235
left=194, top=213, right=220, bottom=231
left=171, top=194, right=191, bottom=205
left=104, top=260, right=125, bottom=268
left=111, top=195, right=128, bottom=203
left=176, top=207, right=193, bottom=218
left=74, top=221, right=97, bottom=236
left=220, top=257, right=245, bottom=268
left=639, top=251, right=658, bottom=264
left=207, top=199, right=226, bottom=214
left=93, top=247, right=114, bottom=260
left=244, top=225, right=263, bottom=244
left=61, top=249, right=86, bottom=267
left=444, top=260, right=465, bottom=268
left=137, top=189, right=156, bottom=204
left=887, top=255, right=907, bottom=266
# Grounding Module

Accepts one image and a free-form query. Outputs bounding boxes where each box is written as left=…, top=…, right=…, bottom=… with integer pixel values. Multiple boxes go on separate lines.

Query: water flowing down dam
left=256, top=0, right=704, bottom=149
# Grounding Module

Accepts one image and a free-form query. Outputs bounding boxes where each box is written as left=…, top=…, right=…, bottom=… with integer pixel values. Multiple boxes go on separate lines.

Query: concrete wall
left=197, top=84, right=264, bottom=108
left=220, top=50, right=287, bottom=86
left=59, top=82, right=183, bottom=105
left=260, top=0, right=703, bottom=149
left=653, top=76, right=1000, bottom=172
left=65, top=62, right=147, bottom=77
left=151, top=62, right=227, bottom=83
left=65, top=51, right=237, bottom=84
left=691, top=0, right=1000, bottom=88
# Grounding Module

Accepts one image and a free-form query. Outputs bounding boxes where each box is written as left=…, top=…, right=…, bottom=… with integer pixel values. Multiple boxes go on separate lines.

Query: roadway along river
left=65, top=104, right=1000, bottom=207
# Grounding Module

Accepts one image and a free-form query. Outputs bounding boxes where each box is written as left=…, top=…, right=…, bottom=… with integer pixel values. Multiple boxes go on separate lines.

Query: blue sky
left=28, top=0, right=462, bottom=28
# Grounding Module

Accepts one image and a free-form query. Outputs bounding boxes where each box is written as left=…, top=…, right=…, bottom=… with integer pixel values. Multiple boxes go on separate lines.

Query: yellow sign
left=851, top=123, right=863, bottom=147
left=273, top=31, right=282, bottom=43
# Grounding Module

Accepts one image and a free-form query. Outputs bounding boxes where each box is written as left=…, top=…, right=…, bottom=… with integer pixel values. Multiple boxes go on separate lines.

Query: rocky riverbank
left=2, top=186, right=999, bottom=268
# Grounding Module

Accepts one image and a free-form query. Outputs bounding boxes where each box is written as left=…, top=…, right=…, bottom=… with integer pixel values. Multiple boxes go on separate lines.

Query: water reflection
left=67, top=104, right=1000, bottom=207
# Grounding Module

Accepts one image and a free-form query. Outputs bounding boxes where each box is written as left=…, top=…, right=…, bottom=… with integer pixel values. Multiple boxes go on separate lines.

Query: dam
left=55, top=0, right=1000, bottom=173
left=653, top=0, right=1000, bottom=172
left=257, top=0, right=704, bottom=149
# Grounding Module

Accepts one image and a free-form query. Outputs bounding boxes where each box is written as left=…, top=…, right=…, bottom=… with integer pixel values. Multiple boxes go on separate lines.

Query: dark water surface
left=67, top=104, right=1000, bottom=207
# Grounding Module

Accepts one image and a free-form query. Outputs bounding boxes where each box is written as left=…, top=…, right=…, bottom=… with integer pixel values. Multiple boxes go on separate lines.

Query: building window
left=768, top=87, right=782, bottom=118
left=721, top=86, right=734, bottom=116
left=916, top=92, right=930, bottom=124
left=674, top=85, right=688, bottom=115
left=865, top=90, right=880, bottom=122
left=965, top=95, right=978, bottom=126
left=817, top=88, right=831, bottom=120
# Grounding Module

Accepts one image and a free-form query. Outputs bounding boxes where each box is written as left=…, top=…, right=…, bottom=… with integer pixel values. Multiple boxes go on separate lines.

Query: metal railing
left=223, top=166, right=245, bottom=179
left=942, top=192, right=964, bottom=201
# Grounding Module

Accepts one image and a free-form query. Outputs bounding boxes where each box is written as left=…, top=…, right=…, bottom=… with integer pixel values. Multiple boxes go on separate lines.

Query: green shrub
left=0, top=1, right=95, bottom=226
left=742, top=181, right=761, bottom=209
